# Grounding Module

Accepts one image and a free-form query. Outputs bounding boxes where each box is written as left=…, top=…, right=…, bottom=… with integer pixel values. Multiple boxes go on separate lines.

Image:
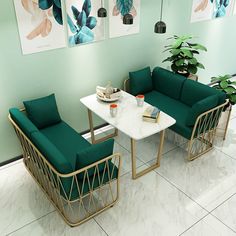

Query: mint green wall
left=1, top=0, right=236, bottom=162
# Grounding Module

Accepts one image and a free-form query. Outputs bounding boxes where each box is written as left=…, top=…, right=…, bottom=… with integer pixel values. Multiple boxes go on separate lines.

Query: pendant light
left=97, top=0, right=107, bottom=17
left=123, top=13, right=133, bottom=25
left=154, top=0, right=166, bottom=33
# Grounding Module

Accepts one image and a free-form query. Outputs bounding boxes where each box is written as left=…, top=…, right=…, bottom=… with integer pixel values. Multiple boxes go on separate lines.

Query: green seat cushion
left=9, top=108, right=38, bottom=137
left=76, top=139, right=114, bottom=180
left=129, top=67, right=153, bottom=96
left=186, top=95, right=219, bottom=126
left=144, top=91, right=193, bottom=139
left=23, top=94, right=61, bottom=129
left=152, top=67, right=186, bottom=100
left=40, top=121, right=91, bottom=171
left=180, top=80, right=220, bottom=106
left=31, top=131, right=73, bottom=174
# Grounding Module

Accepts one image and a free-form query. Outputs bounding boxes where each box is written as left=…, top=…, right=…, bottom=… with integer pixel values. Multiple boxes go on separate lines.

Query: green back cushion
left=9, top=108, right=38, bottom=137
left=23, top=94, right=61, bottom=129
left=76, top=139, right=114, bottom=180
left=152, top=67, right=186, bottom=100
left=181, top=80, right=220, bottom=106
left=31, top=131, right=74, bottom=174
left=186, top=95, right=219, bottom=126
left=129, top=67, right=153, bottom=96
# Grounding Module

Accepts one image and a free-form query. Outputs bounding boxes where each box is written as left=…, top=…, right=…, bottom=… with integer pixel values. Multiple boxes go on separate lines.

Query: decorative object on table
left=110, top=103, right=118, bottom=117
left=96, top=85, right=121, bottom=102
left=97, top=0, right=107, bottom=17
left=109, top=0, right=140, bottom=38
left=66, top=0, right=105, bottom=46
left=14, top=0, right=66, bottom=55
left=136, top=94, right=145, bottom=107
left=211, top=74, right=236, bottom=140
left=142, top=106, right=160, bottom=123
left=191, top=0, right=235, bottom=23
left=154, top=0, right=166, bottom=33
left=162, top=35, right=207, bottom=77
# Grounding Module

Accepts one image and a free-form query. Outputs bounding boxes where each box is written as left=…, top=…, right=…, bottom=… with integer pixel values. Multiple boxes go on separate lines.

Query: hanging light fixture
left=97, top=0, right=107, bottom=17
left=123, top=13, right=133, bottom=25
left=154, top=0, right=166, bottom=33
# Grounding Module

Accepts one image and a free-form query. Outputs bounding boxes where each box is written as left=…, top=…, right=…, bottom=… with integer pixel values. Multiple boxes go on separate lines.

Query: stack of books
left=142, top=106, right=160, bottom=123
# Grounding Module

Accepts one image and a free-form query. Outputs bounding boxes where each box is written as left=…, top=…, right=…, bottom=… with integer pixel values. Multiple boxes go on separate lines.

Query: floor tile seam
left=153, top=170, right=210, bottom=213
left=209, top=213, right=236, bottom=233
left=93, top=218, right=109, bottom=236
left=5, top=210, right=56, bottom=236
left=209, top=193, right=236, bottom=214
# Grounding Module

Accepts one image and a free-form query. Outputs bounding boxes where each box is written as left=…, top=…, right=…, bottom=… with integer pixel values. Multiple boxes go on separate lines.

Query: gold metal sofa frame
left=124, top=79, right=228, bottom=161
left=8, top=111, right=121, bottom=227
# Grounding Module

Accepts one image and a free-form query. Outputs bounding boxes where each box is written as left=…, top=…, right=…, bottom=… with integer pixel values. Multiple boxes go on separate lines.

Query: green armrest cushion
left=186, top=94, right=219, bottom=126
left=129, top=67, right=153, bottom=96
left=76, top=139, right=115, bottom=180
left=23, top=94, right=61, bottom=129
left=31, top=131, right=74, bottom=174
left=9, top=108, right=38, bottom=137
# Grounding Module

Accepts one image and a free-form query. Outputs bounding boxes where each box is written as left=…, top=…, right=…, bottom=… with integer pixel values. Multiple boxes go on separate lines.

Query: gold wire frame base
left=9, top=113, right=121, bottom=227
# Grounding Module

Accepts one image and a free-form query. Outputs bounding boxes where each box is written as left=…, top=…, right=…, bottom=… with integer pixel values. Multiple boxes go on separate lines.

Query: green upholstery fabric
left=218, top=91, right=227, bottom=105
left=76, top=139, right=114, bottom=180
left=40, top=121, right=91, bottom=171
left=23, top=94, right=61, bottom=129
left=145, top=91, right=193, bottom=139
left=186, top=95, right=219, bottom=126
left=9, top=108, right=38, bottom=137
left=129, top=67, right=153, bottom=96
left=152, top=67, right=186, bottom=100
left=181, top=80, right=221, bottom=106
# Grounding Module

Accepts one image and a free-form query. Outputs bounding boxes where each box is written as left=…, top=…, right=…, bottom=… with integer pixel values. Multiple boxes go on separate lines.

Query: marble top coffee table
left=80, top=91, right=176, bottom=179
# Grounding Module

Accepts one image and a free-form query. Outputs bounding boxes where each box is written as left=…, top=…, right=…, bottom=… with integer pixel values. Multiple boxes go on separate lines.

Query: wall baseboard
left=0, top=123, right=108, bottom=167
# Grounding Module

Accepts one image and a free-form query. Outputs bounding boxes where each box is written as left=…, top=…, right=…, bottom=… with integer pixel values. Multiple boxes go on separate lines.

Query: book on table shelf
left=142, top=106, right=160, bottom=123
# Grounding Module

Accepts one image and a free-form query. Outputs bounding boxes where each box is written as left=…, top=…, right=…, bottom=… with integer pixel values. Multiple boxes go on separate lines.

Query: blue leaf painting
left=71, top=5, right=80, bottom=20
left=86, top=16, right=97, bottom=30
left=82, top=0, right=92, bottom=17
left=69, top=35, right=76, bottom=46
left=39, top=0, right=53, bottom=10
left=67, top=15, right=78, bottom=33
left=53, top=0, right=61, bottom=8
left=116, top=0, right=133, bottom=16
left=77, top=26, right=94, bottom=44
left=77, top=10, right=87, bottom=27
left=53, top=4, right=63, bottom=25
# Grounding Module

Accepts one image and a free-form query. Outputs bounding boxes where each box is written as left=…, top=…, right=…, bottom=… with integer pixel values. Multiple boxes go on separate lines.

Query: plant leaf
left=224, top=86, right=236, bottom=94
left=71, top=5, right=80, bottom=20
left=172, top=39, right=183, bottom=49
left=67, top=14, right=78, bottom=33
left=220, top=80, right=229, bottom=89
left=39, top=0, right=53, bottom=10
left=211, top=77, right=220, bottom=83
left=175, top=59, right=185, bottom=67
left=188, top=57, right=197, bottom=65
left=53, top=4, right=63, bottom=25
left=86, top=16, right=97, bottom=29
left=187, top=64, right=198, bottom=74
left=228, top=94, right=236, bottom=104
left=171, top=64, right=179, bottom=73
left=197, top=62, right=205, bottom=69
left=192, top=44, right=207, bottom=51
left=82, top=0, right=91, bottom=17
left=76, top=26, right=94, bottom=44
left=77, top=10, right=87, bottom=27
left=53, top=0, right=61, bottom=8
left=181, top=49, right=193, bottom=58
left=162, top=56, right=174, bottom=63
left=170, top=49, right=181, bottom=55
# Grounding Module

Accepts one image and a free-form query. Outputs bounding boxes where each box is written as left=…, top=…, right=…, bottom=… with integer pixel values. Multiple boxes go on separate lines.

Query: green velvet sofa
left=126, top=66, right=228, bottom=160
left=8, top=94, right=121, bottom=226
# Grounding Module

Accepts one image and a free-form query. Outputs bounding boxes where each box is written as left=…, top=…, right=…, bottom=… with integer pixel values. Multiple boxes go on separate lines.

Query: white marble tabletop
left=80, top=91, right=176, bottom=140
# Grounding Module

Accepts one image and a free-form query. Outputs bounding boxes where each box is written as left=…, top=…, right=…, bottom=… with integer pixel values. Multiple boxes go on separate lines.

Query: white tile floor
left=1, top=115, right=236, bottom=236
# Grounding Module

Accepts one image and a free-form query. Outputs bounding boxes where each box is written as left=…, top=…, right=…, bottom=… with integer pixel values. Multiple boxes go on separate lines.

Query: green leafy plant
left=162, top=35, right=207, bottom=76
left=211, top=75, right=236, bottom=105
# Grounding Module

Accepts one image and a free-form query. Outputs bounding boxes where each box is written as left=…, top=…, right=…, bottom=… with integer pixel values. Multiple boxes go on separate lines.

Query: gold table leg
left=131, top=130, right=165, bottom=180
left=87, top=109, right=118, bottom=144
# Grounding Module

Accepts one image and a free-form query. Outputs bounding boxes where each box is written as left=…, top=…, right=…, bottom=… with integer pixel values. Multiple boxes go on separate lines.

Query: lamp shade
left=123, top=13, right=133, bottom=24
left=97, top=7, right=107, bottom=17
left=154, top=21, right=166, bottom=33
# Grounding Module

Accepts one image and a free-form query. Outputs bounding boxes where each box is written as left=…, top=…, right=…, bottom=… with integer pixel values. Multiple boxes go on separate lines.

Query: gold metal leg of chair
left=131, top=130, right=165, bottom=180
left=87, top=109, right=118, bottom=144
left=223, top=105, right=232, bottom=140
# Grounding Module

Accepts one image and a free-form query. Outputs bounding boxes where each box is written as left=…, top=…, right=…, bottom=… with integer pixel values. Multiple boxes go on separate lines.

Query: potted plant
left=211, top=74, right=236, bottom=139
left=162, top=35, right=207, bottom=77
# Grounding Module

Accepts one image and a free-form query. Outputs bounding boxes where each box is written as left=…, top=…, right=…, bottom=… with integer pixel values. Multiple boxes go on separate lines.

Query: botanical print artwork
left=14, top=0, right=66, bottom=55
left=66, top=0, right=105, bottom=46
left=109, top=0, right=140, bottom=38
left=191, top=0, right=235, bottom=22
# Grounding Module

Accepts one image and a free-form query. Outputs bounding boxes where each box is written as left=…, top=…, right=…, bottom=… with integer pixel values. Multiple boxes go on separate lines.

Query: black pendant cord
left=160, top=0, right=163, bottom=20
